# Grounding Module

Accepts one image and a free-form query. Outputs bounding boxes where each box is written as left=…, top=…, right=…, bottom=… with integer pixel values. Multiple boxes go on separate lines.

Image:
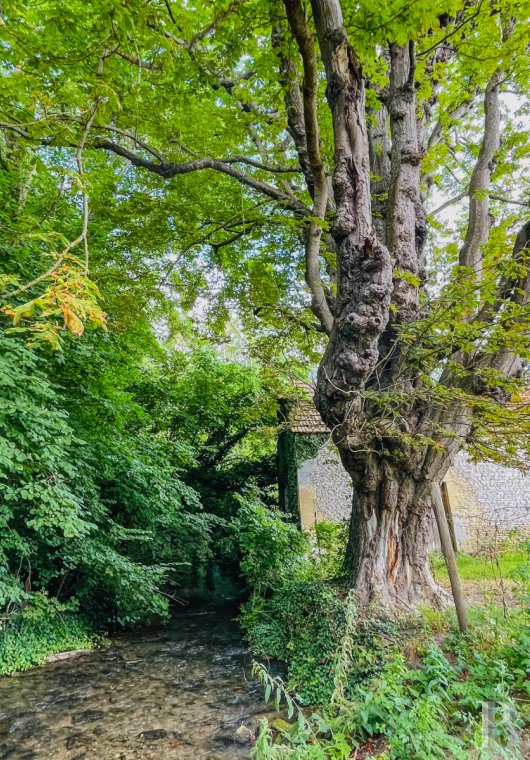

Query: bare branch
left=430, top=191, right=530, bottom=217
left=458, top=70, right=501, bottom=279
left=429, top=192, right=467, bottom=216
left=0, top=121, right=34, bottom=140
left=114, top=49, right=162, bottom=71
left=164, top=0, right=176, bottom=25
left=489, top=194, right=530, bottom=208
left=282, top=0, right=334, bottom=335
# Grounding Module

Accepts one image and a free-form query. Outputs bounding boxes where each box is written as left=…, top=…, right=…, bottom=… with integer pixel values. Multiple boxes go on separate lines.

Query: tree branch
left=283, top=0, right=334, bottom=335
left=386, top=42, right=425, bottom=324
left=489, top=194, right=530, bottom=208
left=426, top=95, right=476, bottom=153
left=114, top=49, right=162, bottom=71
left=92, top=140, right=310, bottom=212
left=272, top=24, right=314, bottom=194
left=469, top=221, right=530, bottom=387
left=368, top=98, right=391, bottom=242
left=215, top=155, right=302, bottom=174
left=475, top=220, right=530, bottom=326
left=429, top=192, right=467, bottom=216
left=0, top=120, right=311, bottom=216
left=429, top=191, right=530, bottom=217
left=92, top=124, right=166, bottom=162
left=458, top=70, right=501, bottom=279
left=160, top=0, right=246, bottom=51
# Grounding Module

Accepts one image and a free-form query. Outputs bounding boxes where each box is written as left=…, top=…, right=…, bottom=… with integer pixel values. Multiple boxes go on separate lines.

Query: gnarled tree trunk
left=307, top=0, right=514, bottom=612
left=343, top=465, right=445, bottom=610
left=335, top=430, right=460, bottom=610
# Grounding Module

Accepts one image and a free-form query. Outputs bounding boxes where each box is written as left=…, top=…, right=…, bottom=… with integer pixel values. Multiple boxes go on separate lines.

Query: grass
left=430, top=549, right=529, bottom=582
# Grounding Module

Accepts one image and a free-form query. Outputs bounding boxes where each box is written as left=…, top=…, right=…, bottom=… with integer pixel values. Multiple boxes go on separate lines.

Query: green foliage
left=137, top=349, right=279, bottom=524
left=241, top=529, right=396, bottom=706
left=0, top=594, right=97, bottom=676
left=0, top=126, right=280, bottom=648
left=0, top=330, right=204, bottom=626
left=0, top=332, right=94, bottom=596
left=312, top=521, right=349, bottom=579
left=230, top=493, right=309, bottom=592
left=245, top=581, right=346, bottom=706
left=251, top=554, right=530, bottom=759
left=0, top=309, right=277, bottom=644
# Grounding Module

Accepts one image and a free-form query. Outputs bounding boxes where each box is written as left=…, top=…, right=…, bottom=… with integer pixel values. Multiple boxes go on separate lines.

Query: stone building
left=278, top=397, right=530, bottom=553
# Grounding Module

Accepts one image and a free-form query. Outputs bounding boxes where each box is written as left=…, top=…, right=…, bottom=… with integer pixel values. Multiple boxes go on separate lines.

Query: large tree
left=2, top=0, right=530, bottom=610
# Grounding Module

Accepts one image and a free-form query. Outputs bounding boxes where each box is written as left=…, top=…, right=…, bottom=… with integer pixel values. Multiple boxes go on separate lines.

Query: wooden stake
left=441, top=482, right=458, bottom=554
left=432, top=483, right=469, bottom=633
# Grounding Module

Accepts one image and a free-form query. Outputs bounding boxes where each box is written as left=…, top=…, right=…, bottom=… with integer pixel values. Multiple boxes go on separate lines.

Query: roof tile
left=289, top=400, right=329, bottom=434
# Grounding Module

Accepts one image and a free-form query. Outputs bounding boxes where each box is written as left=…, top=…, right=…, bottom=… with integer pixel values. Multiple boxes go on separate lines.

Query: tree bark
left=386, top=42, right=425, bottom=325
left=458, top=71, right=501, bottom=281
left=341, top=459, right=447, bottom=611
left=310, top=0, right=392, bottom=428
left=310, top=0, right=444, bottom=612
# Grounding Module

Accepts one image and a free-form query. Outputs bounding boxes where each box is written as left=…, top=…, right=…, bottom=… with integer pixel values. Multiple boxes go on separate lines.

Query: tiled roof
left=288, top=399, right=330, bottom=434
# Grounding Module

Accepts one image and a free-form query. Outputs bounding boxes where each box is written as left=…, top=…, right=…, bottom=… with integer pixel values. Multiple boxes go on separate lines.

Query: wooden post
left=432, top=483, right=469, bottom=633
left=441, top=482, right=458, bottom=554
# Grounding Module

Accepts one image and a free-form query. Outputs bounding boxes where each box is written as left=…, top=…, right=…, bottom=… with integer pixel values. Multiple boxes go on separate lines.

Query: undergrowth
left=245, top=530, right=530, bottom=759
left=0, top=594, right=99, bottom=675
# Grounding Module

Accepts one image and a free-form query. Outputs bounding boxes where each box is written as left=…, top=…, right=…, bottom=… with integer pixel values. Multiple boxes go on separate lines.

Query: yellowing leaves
left=1, top=259, right=107, bottom=348
left=62, top=306, right=84, bottom=336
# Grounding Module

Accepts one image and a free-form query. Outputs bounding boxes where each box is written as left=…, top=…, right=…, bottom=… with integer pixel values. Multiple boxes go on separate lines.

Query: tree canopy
left=1, top=0, right=530, bottom=609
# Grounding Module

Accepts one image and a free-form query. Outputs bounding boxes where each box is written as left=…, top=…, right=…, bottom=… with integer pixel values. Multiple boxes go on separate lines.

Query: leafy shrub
left=251, top=549, right=530, bottom=758
left=230, top=492, right=309, bottom=592
left=240, top=514, right=401, bottom=706
left=0, top=332, right=242, bottom=633
left=311, top=520, right=348, bottom=579
left=246, top=581, right=346, bottom=705
left=0, top=594, right=98, bottom=675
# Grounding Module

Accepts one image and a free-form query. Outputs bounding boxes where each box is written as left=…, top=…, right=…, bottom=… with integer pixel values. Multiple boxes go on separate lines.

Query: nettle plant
left=2, top=0, right=530, bottom=610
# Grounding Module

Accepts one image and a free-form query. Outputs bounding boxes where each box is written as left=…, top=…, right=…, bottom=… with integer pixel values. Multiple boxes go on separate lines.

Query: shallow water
left=0, top=608, right=272, bottom=759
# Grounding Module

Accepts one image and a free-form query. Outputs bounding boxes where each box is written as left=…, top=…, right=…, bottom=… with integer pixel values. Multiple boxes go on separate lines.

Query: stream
left=0, top=607, right=274, bottom=759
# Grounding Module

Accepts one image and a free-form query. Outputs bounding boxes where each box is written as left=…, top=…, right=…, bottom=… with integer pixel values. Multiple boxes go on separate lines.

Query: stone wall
left=296, top=439, right=352, bottom=529
left=288, top=433, right=530, bottom=551
left=445, top=453, right=530, bottom=552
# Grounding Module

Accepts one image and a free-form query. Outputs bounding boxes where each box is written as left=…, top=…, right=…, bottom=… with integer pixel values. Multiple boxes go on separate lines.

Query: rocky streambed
left=0, top=608, right=272, bottom=759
